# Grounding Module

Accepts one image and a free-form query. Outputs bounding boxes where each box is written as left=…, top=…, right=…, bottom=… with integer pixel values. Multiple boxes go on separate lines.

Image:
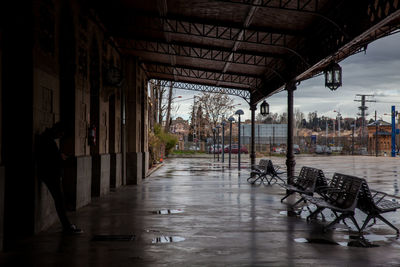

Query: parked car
left=273, top=147, right=285, bottom=154
left=315, top=145, right=332, bottom=154
left=209, top=144, right=223, bottom=154
left=224, top=144, right=248, bottom=154
left=293, top=144, right=301, bottom=154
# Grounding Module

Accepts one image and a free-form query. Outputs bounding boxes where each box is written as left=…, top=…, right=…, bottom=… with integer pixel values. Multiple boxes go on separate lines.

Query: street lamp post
left=212, top=128, right=216, bottom=160
left=228, top=117, right=235, bottom=168
left=235, top=109, right=244, bottom=170
left=221, top=121, right=226, bottom=163
left=375, top=110, right=379, bottom=157
left=216, top=125, right=221, bottom=161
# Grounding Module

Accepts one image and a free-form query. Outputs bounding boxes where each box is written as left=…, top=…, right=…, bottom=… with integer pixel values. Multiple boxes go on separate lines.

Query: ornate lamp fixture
left=260, top=100, right=270, bottom=116
left=324, top=62, right=342, bottom=91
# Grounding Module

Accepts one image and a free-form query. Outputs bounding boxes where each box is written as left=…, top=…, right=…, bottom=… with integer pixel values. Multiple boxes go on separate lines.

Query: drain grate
left=92, top=235, right=135, bottom=241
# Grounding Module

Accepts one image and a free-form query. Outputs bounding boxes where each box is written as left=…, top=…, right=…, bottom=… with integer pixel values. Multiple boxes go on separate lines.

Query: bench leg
left=281, top=191, right=294, bottom=202
left=247, top=173, right=266, bottom=185
left=307, top=207, right=324, bottom=221
left=292, top=197, right=305, bottom=208
left=323, top=213, right=346, bottom=231
left=349, top=215, right=361, bottom=232
left=360, top=214, right=373, bottom=232
left=265, top=176, right=277, bottom=186
left=324, top=213, right=360, bottom=232
left=274, top=175, right=286, bottom=184
left=376, top=214, right=400, bottom=234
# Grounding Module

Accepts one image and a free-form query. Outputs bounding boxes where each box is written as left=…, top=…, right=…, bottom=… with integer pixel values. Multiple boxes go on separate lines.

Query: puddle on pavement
left=152, top=209, right=184, bottom=215
left=152, top=236, right=185, bottom=244
left=279, top=210, right=300, bottom=217
left=145, top=229, right=161, bottom=233
left=294, top=233, right=400, bottom=248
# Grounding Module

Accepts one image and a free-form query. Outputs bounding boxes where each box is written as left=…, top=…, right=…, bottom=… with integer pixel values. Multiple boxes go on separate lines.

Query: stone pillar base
left=110, top=153, right=122, bottom=188
left=126, top=152, right=143, bottom=185
left=63, top=156, right=92, bottom=210
left=142, top=151, right=149, bottom=178
left=92, top=154, right=111, bottom=197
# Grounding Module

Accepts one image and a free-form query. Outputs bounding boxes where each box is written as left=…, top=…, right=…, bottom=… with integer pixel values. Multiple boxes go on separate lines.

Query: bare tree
left=196, top=92, right=235, bottom=128
left=294, top=108, right=305, bottom=128
left=157, top=82, right=168, bottom=125
left=165, top=82, right=174, bottom=130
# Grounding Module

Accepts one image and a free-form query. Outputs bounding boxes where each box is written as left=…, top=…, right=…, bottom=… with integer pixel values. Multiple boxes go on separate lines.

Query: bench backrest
left=357, top=179, right=376, bottom=211
left=315, top=169, right=329, bottom=188
left=326, top=173, right=363, bottom=210
left=258, top=159, right=275, bottom=175
left=293, top=166, right=321, bottom=191
left=258, top=159, right=269, bottom=170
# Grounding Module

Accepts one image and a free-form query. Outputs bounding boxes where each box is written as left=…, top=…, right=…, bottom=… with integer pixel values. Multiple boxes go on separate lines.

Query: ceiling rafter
left=215, top=1, right=259, bottom=87
left=216, top=0, right=349, bottom=39
left=144, top=62, right=263, bottom=87
left=153, top=79, right=251, bottom=99
left=125, top=16, right=309, bottom=66
left=215, top=0, right=321, bottom=13
left=117, top=39, right=283, bottom=67
left=156, top=18, right=294, bottom=53
left=125, top=11, right=304, bottom=36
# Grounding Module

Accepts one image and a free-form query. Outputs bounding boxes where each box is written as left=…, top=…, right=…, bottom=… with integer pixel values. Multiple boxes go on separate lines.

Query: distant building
left=241, top=124, right=287, bottom=145
left=367, top=120, right=392, bottom=155
left=170, top=117, right=190, bottom=139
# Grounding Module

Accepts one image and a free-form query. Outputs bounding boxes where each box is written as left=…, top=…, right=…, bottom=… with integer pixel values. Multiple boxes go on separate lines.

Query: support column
left=286, top=82, right=296, bottom=183
left=2, top=3, right=35, bottom=247
left=250, top=102, right=257, bottom=169
left=391, top=106, right=396, bottom=157
left=141, top=78, right=149, bottom=178
left=125, top=57, right=143, bottom=184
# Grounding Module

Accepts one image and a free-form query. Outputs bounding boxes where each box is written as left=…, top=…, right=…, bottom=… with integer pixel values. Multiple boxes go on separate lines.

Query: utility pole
left=325, top=120, right=328, bottom=146
left=334, top=110, right=341, bottom=147
left=354, top=94, right=376, bottom=148
left=375, top=110, right=378, bottom=157
left=351, top=122, right=355, bottom=155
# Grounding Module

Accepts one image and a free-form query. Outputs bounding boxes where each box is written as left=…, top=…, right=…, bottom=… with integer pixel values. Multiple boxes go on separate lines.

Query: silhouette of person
left=36, top=122, right=82, bottom=234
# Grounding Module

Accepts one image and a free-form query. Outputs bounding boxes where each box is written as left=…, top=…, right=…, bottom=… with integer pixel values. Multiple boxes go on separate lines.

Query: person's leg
left=44, top=179, right=71, bottom=229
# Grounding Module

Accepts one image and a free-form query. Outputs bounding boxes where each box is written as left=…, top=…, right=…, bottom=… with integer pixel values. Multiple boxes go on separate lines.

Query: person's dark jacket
left=36, top=129, right=63, bottom=182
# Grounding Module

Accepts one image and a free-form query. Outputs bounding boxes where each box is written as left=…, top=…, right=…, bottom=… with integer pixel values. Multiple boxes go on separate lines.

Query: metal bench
left=247, top=159, right=269, bottom=184
left=303, top=173, right=364, bottom=232
left=247, top=159, right=285, bottom=185
left=280, top=166, right=325, bottom=207
left=357, top=179, right=400, bottom=234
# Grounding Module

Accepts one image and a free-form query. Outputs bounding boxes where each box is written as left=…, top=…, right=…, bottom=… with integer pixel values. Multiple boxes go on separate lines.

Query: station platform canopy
left=88, top=0, right=400, bottom=102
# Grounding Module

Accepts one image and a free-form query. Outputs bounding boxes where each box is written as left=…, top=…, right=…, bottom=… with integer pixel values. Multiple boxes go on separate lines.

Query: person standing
left=36, top=122, right=82, bottom=234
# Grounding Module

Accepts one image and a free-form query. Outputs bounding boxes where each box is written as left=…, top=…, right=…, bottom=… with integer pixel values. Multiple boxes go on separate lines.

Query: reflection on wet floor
left=152, top=209, right=184, bottom=215
left=152, top=236, right=185, bottom=244
left=294, top=234, right=394, bottom=248
left=279, top=210, right=300, bottom=217
left=92, top=235, right=136, bottom=241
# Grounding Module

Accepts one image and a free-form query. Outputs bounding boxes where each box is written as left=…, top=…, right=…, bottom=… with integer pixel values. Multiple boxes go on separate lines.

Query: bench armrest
left=370, top=189, right=388, bottom=204
left=317, top=187, right=343, bottom=201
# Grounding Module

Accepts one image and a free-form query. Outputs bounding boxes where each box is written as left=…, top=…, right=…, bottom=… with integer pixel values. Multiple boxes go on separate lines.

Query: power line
left=354, top=94, right=376, bottom=144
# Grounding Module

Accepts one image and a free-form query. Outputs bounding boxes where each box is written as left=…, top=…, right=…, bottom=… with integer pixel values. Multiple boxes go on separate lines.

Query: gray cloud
left=173, top=33, right=400, bottom=122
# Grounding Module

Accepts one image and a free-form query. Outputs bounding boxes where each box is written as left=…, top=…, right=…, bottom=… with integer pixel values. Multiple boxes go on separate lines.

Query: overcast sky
left=171, top=33, right=400, bottom=122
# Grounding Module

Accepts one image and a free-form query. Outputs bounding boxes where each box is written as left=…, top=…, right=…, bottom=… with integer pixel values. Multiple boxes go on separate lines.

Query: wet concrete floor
left=2, top=156, right=400, bottom=266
